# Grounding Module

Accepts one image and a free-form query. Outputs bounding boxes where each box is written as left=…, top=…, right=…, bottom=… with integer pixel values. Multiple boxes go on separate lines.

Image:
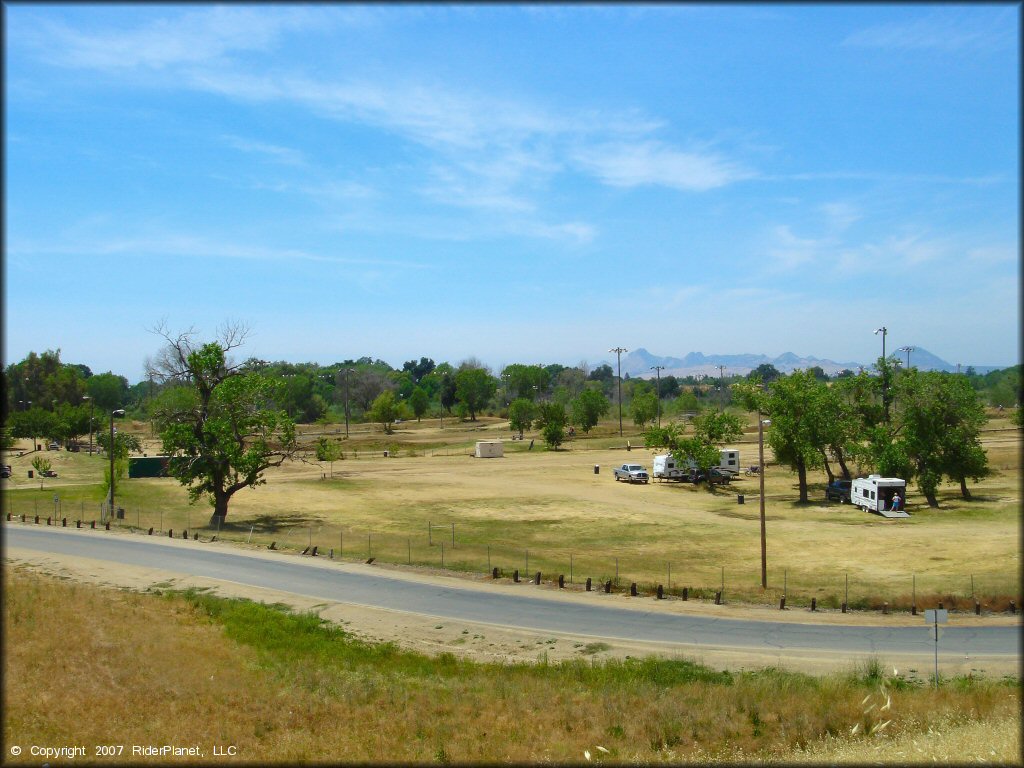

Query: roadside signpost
left=925, top=608, right=948, bottom=688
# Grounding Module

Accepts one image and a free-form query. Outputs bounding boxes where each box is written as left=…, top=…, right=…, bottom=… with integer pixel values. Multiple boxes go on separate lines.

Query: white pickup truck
left=613, top=463, right=649, bottom=484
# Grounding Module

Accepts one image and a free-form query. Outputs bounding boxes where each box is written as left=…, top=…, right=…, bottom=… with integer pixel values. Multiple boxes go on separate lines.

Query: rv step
left=876, top=508, right=911, bottom=519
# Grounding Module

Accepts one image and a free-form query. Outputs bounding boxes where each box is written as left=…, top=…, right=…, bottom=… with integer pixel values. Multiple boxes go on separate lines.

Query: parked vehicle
left=47, top=441, right=60, bottom=451
left=0, top=465, right=11, bottom=479
left=692, top=467, right=732, bottom=485
left=851, top=475, right=908, bottom=517
left=744, top=465, right=761, bottom=476
left=652, top=454, right=689, bottom=481
left=652, top=450, right=741, bottom=480
left=41, top=469, right=58, bottom=478
left=825, top=479, right=853, bottom=503
left=613, top=464, right=650, bottom=484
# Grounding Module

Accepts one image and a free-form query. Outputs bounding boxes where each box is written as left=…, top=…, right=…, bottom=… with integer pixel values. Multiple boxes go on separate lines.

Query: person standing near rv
left=890, top=492, right=902, bottom=511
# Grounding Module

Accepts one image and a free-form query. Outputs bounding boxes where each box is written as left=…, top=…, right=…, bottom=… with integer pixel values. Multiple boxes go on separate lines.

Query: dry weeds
left=4, top=568, right=1020, bottom=765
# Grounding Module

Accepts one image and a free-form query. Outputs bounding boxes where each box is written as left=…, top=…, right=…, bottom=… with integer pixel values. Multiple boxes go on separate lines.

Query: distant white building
left=475, top=441, right=504, bottom=458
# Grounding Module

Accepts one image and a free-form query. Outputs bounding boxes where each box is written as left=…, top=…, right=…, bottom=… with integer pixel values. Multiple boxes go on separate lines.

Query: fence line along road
left=2, top=507, right=1018, bottom=614
left=5, top=524, right=1020, bottom=671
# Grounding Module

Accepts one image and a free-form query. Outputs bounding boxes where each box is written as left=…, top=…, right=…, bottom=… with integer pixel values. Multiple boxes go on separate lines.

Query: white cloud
left=819, top=202, right=861, bottom=233
left=866, top=232, right=948, bottom=267
left=765, top=225, right=832, bottom=270
left=966, top=244, right=1017, bottom=265
left=221, top=134, right=306, bottom=166
left=843, top=9, right=1017, bottom=52
left=38, top=7, right=361, bottom=70
left=8, top=230, right=430, bottom=270
left=571, top=141, right=753, bottom=191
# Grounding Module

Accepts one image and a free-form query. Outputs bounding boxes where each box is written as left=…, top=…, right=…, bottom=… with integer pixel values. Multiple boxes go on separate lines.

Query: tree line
left=3, top=329, right=1019, bottom=522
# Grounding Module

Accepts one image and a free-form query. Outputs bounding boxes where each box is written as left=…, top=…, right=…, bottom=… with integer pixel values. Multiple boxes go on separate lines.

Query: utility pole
left=875, top=327, right=889, bottom=422
left=716, top=365, right=727, bottom=412
left=759, top=414, right=771, bottom=589
left=609, top=347, right=628, bottom=437
left=109, top=409, right=125, bottom=518
left=651, top=365, right=664, bottom=428
left=342, top=368, right=355, bottom=438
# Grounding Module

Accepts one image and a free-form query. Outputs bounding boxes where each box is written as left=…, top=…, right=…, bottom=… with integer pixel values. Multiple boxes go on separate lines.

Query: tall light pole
left=759, top=415, right=771, bottom=590
left=716, top=365, right=727, bottom=412
left=875, top=327, right=889, bottom=422
left=342, top=368, right=354, bottom=439
left=898, top=345, right=915, bottom=369
left=609, top=347, right=628, bottom=437
left=83, top=395, right=93, bottom=455
left=651, top=365, right=664, bottom=427
left=874, top=326, right=888, bottom=360
left=109, top=409, right=125, bottom=517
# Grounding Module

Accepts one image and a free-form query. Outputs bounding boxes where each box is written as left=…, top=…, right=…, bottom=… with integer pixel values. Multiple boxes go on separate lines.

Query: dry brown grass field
left=2, top=411, right=1021, bottom=608
left=3, top=568, right=1020, bottom=765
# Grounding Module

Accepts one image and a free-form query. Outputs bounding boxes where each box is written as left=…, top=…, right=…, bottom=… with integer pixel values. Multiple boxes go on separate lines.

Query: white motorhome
left=653, top=449, right=740, bottom=480
left=851, top=475, right=909, bottom=518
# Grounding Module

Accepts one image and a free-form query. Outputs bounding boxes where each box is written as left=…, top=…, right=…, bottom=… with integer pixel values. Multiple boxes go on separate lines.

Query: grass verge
left=4, top=568, right=1019, bottom=764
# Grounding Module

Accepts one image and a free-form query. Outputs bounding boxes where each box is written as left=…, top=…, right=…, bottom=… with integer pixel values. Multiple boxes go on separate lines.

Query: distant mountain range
left=598, top=348, right=1004, bottom=379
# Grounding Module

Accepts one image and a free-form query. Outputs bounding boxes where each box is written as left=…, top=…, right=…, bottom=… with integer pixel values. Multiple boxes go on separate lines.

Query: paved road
left=5, top=525, right=1020, bottom=661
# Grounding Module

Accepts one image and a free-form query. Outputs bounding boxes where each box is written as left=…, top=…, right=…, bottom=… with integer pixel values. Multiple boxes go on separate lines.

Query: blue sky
left=4, top=4, right=1019, bottom=381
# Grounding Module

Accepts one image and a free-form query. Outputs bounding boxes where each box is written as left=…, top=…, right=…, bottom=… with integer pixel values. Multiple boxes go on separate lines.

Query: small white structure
left=851, top=475, right=909, bottom=518
left=474, top=440, right=504, bottom=458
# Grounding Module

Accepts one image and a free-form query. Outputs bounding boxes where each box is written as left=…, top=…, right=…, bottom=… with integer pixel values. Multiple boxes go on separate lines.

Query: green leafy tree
left=402, top=357, right=436, bottom=383
left=644, top=423, right=718, bottom=482
left=367, top=390, right=404, bottom=434
left=507, top=398, right=535, bottom=439
left=1012, top=406, right=1023, bottom=430
left=733, top=371, right=827, bottom=503
left=747, top=363, right=781, bottom=383
left=889, top=369, right=990, bottom=506
left=454, top=366, right=497, bottom=421
left=30, top=456, right=51, bottom=478
left=46, top=403, right=93, bottom=448
left=149, top=325, right=298, bottom=524
left=500, top=364, right=550, bottom=401
left=536, top=402, right=567, bottom=450
left=690, top=409, right=744, bottom=445
left=630, top=390, right=659, bottom=427
left=8, top=407, right=57, bottom=450
left=408, top=386, right=429, bottom=422
left=672, top=391, right=699, bottom=415
left=570, top=388, right=610, bottom=434
left=86, top=372, right=129, bottom=411
left=438, top=368, right=458, bottom=415
left=315, top=436, right=342, bottom=477
left=96, top=428, right=142, bottom=458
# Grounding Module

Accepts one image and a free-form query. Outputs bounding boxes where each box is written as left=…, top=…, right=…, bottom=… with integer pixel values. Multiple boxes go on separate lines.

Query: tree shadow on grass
left=217, top=513, right=321, bottom=535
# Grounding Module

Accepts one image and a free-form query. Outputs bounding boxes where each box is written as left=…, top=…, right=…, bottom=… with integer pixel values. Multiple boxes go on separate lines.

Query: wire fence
left=5, top=500, right=1018, bottom=614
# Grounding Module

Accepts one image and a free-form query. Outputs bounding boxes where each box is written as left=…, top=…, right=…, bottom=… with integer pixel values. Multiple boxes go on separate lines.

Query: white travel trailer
left=652, top=449, right=740, bottom=480
left=851, top=475, right=909, bottom=518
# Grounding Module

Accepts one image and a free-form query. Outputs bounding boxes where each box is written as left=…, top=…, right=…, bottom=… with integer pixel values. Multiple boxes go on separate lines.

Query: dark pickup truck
left=825, top=479, right=852, bottom=503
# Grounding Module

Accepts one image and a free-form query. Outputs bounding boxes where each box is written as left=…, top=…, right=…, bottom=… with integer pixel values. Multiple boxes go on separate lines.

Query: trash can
left=27, top=470, right=34, bottom=479
left=737, top=495, right=745, bottom=505
left=383, top=450, right=389, bottom=458
left=594, top=465, right=600, bottom=475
